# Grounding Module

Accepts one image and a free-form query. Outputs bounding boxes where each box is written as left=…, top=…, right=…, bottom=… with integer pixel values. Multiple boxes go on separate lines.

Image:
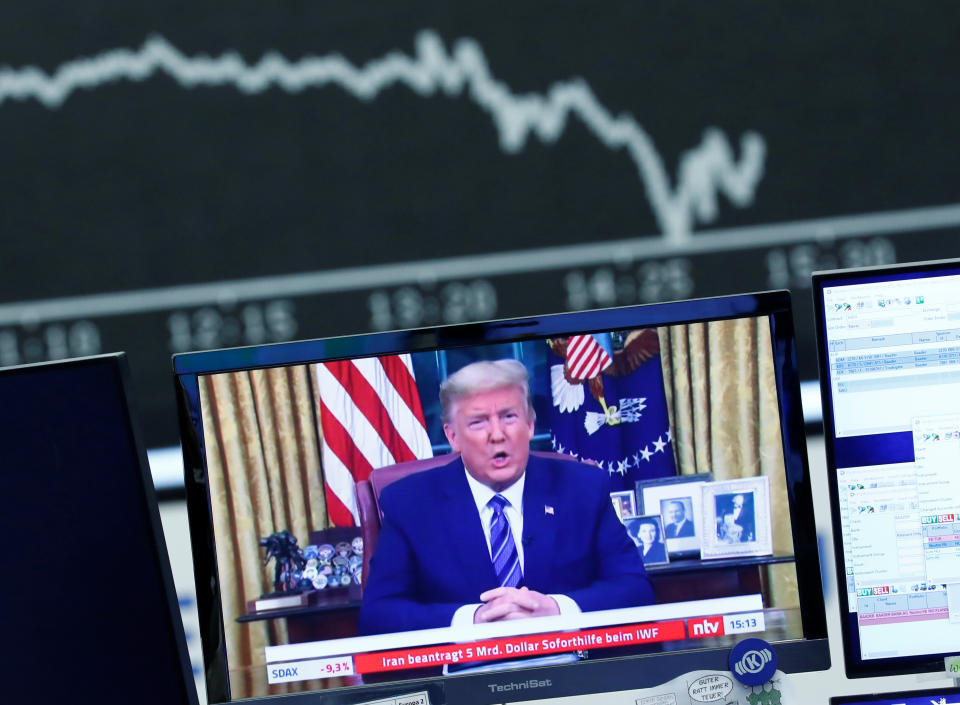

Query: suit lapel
left=520, top=456, right=559, bottom=590
left=437, top=457, right=498, bottom=593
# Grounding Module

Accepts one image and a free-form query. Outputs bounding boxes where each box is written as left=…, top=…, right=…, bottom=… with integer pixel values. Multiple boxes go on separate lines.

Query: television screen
left=813, top=258, right=960, bottom=677
left=175, top=292, right=827, bottom=703
left=831, top=687, right=960, bottom=705
left=0, top=354, right=197, bottom=704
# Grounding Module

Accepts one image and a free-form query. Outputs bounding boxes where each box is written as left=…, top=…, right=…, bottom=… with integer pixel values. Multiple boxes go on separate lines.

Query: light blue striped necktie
left=488, top=494, right=523, bottom=588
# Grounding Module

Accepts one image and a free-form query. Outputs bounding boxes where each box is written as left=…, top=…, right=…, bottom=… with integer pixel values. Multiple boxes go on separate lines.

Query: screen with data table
left=815, top=259, right=960, bottom=677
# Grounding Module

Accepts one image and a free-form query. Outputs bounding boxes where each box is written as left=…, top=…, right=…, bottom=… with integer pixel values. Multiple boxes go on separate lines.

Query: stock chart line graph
left=0, top=30, right=765, bottom=244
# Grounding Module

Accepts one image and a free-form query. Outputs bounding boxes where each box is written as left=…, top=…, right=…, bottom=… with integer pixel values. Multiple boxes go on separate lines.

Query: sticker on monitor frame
left=729, top=637, right=778, bottom=686
left=505, top=669, right=795, bottom=704
left=351, top=690, right=430, bottom=705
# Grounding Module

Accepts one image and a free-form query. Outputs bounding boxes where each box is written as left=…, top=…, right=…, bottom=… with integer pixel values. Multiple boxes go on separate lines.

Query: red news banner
left=355, top=620, right=687, bottom=674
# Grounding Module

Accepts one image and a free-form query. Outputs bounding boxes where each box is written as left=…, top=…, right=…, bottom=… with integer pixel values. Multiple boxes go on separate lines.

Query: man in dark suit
left=358, top=360, right=654, bottom=635
left=663, top=500, right=695, bottom=539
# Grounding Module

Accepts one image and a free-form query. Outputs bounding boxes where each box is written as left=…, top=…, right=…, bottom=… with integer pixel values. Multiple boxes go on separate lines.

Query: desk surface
left=238, top=584, right=362, bottom=622
left=647, top=552, right=795, bottom=575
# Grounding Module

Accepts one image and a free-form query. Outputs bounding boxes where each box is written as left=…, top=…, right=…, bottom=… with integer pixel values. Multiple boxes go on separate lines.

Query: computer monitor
left=813, top=258, right=960, bottom=677
left=831, top=687, right=960, bottom=705
left=175, top=291, right=828, bottom=704
left=0, top=354, right=198, bottom=704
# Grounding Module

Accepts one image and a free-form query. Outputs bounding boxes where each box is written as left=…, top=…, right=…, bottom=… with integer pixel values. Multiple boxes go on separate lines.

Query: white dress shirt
left=450, top=467, right=580, bottom=626
left=463, top=467, right=527, bottom=570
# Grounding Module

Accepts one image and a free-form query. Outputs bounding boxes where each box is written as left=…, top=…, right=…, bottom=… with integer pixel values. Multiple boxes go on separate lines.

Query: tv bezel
left=174, top=291, right=829, bottom=704
left=1, top=354, right=200, bottom=705
left=812, top=257, right=960, bottom=679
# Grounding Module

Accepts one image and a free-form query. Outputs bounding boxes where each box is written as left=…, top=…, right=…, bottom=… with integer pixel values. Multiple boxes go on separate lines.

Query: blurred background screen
left=0, top=2, right=957, bottom=452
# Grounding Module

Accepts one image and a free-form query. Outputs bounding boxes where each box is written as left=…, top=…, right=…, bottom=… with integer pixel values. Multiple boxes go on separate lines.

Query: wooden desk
left=646, top=553, right=795, bottom=603
left=238, top=583, right=362, bottom=644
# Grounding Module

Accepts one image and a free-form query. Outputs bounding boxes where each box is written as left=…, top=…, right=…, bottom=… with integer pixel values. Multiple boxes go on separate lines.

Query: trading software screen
left=821, top=265, right=960, bottom=663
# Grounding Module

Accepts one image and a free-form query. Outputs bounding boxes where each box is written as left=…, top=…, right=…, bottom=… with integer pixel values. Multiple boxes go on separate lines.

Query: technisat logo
left=487, top=678, right=553, bottom=693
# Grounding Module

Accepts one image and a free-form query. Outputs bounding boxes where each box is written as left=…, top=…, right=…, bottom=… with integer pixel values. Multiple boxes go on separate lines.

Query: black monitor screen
left=0, top=355, right=196, bottom=704
left=814, top=258, right=960, bottom=677
left=175, top=292, right=827, bottom=704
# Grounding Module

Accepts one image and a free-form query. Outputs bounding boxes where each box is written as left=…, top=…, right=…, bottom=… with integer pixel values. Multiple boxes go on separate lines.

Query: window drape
left=659, top=318, right=799, bottom=609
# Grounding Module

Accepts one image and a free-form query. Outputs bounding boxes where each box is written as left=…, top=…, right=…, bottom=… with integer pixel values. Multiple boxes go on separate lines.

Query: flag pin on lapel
left=544, top=505, right=554, bottom=515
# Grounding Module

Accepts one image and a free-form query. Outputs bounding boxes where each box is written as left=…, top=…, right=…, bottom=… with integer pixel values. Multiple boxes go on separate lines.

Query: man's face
left=665, top=501, right=685, bottom=524
left=443, top=385, right=534, bottom=492
left=731, top=494, right=745, bottom=518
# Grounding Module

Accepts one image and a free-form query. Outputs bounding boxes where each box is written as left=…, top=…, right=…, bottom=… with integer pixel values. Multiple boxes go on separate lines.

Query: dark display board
left=1, top=3, right=958, bottom=447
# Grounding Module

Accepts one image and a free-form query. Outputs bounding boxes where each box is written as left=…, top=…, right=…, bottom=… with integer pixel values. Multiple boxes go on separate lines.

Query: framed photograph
left=700, top=476, right=773, bottom=559
left=636, top=473, right=712, bottom=557
left=609, top=490, right=638, bottom=523
left=623, top=514, right=670, bottom=566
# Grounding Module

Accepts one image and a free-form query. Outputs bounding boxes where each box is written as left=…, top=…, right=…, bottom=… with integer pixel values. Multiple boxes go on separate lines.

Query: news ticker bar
left=266, top=611, right=765, bottom=684
left=264, top=594, right=763, bottom=662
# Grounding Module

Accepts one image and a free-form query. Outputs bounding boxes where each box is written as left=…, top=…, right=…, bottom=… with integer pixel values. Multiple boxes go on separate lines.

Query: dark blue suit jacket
left=358, top=454, right=654, bottom=635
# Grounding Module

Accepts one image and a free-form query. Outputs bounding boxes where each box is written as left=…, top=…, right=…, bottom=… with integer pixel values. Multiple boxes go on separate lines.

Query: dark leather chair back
left=356, top=453, right=458, bottom=584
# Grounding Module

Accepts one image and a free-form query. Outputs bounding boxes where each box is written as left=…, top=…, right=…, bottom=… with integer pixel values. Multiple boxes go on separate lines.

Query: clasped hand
left=473, top=586, right=560, bottom=623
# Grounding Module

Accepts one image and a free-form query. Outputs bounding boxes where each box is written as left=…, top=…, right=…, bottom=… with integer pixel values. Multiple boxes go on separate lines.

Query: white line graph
left=0, top=30, right=766, bottom=244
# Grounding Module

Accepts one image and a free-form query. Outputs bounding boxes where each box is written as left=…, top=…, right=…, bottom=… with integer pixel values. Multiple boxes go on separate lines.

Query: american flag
left=547, top=331, right=676, bottom=491
left=566, top=334, right=613, bottom=380
left=313, top=354, right=433, bottom=526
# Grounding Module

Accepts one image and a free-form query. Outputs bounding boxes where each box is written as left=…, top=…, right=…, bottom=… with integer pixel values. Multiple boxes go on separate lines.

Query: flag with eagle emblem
left=545, top=329, right=676, bottom=492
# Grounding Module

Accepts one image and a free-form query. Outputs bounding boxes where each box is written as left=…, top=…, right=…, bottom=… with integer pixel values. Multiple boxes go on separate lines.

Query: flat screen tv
left=0, top=354, right=198, bottom=704
left=813, top=258, right=960, bottom=677
left=175, top=291, right=828, bottom=704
